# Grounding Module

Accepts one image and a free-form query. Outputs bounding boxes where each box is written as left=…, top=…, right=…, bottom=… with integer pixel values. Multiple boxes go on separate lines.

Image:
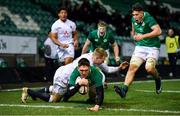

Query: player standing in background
left=63, top=58, right=104, bottom=112
left=165, top=28, right=179, bottom=78
left=43, top=30, right=59, bottom=82
left=50, top=7, right=78, bottom=65
left=114, top=2, right=162, bottom=98
left=81, top=21, right=120, bottom=64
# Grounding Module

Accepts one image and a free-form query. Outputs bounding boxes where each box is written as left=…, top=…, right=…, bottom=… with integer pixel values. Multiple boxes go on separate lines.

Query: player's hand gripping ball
left=75, top=77, right=88, bottom=95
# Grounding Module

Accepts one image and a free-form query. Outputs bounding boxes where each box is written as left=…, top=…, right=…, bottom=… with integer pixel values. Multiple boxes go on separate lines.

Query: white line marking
left=0, top=104, right=74, bottom=109
left=0, top=104, right=179, bottom=114
left=0, top=87, right=40, bottom=92
left=135, top=90, right=180, bottom=93
left=109, top=79, right=180, bottom=85
left=1, top=79, right=180, bottom=92
left=106, top=108, right=180, bottom=114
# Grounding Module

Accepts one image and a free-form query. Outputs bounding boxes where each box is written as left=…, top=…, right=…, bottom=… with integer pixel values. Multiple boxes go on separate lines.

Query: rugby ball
left=75, top=77, right=88, bottom=95
left=79, top=86, right=88, bottom=95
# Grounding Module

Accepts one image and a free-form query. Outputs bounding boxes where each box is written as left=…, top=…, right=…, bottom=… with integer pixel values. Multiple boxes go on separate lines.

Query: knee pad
left=146, top=58, right=156, bottom=69
left=130, top=56, right=143, bottom=67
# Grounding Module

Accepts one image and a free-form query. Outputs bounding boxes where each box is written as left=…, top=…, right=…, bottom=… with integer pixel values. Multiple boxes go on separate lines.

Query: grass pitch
left=0, top=79, right=180, bottom=115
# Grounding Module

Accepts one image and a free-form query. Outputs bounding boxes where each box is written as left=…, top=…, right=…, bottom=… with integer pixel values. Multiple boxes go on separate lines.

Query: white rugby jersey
left=53, top=52, right=119, bottom=85
left=51, top=19, right=76, bottom=44
left=44, top=37, right=58, bottom=59
left=59, top=53, right=119, bottom=76
left=75, top=53, right=119, bottom=73
left=61, top=53, right=94, bottom=76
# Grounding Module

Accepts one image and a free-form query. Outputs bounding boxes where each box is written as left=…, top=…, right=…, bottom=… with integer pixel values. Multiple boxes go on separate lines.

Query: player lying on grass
left=62, top=58, right=105, bottom=112
left=21, top=48, right=128, bottom=103
left=21, top=58, right=103, bottom=112
left=51, top=47, right=128, bottom=89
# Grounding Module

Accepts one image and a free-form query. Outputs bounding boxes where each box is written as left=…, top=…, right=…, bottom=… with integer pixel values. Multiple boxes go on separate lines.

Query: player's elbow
left=106, top=69, right=113, bottom=73
left=154, top=29, right=162, bottom=37
left=156, top=25, right=162, bottom=36
left=102, top=68, right=109, bottom=73
left=157, top=29, right=162, bottom=36
left=153, top=25, right=162, bottom=36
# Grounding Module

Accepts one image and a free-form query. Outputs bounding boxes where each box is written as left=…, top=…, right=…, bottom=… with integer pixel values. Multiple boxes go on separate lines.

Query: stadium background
left=0, top=0, right=180, bottom=86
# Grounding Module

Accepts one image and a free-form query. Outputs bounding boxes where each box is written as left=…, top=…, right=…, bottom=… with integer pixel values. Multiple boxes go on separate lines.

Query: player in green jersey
left=63, top=58, right=104, bottom=112
left=21, top=48, right=128, bottom=104
left=114, top=2, right=162, bottom=98
left=81, top=21, right=120, bottom=64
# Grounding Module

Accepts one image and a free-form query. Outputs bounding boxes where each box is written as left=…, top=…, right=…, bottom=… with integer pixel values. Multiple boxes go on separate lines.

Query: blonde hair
left=93, top=48, right=108, bottom=58
left=98, top=21, right=106, bottom=28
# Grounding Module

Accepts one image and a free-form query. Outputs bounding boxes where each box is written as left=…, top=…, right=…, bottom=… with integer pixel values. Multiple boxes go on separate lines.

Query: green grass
left=0, top=79, right=180, bottom=115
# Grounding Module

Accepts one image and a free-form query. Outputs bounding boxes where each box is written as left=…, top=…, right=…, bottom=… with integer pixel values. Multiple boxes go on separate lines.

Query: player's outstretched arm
left=87, top=85, right=104, bottom=112
left=81, top=39, right=91, bottom=55
left=119, top=61, right=129, bottom=70
left=87, top=105, right=100, bottom=112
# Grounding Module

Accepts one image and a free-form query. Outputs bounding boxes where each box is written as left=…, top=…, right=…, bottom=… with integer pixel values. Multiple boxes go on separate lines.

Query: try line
left=1, top=79, right=180, bottom=92
left=0, top=104, right=180, bottom=114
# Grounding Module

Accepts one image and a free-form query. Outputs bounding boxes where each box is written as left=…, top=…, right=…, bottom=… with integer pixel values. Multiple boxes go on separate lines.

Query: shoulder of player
left=106, top=31, right=113, bottom=37
left=175, top=35, right=179, bottom=39
left=88, top=30, right=98, bottom=38
left=144, top=12, right=155, bottom=21
left=90, top=66, right=100, bottom=72
left=72, top=67, right=80, bottom=75
left=90, top=29, right=98, bottom=34
left=51, top=19, right=60, bottom=27
left=82, top=53, right=92, bottom=60
left=53, top=19, right=75, bottom=25
left=66, top=19, right=76, bottom=25
left=144, top=11, right=150, bottom=16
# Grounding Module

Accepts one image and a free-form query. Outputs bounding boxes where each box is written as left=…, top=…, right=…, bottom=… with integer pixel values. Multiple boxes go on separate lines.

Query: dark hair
left=78, top=58, right=90, bottom=67
left=57, top=6, right=68, bottom=13
left=132, top=2, right=144, bottom=12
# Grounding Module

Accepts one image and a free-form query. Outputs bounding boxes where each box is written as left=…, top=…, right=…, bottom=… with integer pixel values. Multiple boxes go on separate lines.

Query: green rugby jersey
left=131, top=12, right=160, bottom=48
left=88, top=30, right=115, bottom=51
left=69, top=66, right=103, bottom=87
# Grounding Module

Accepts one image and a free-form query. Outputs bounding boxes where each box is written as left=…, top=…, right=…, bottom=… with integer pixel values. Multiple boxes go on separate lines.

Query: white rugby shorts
left=57, top=43, right=74, bottom=62
left=132, top=46, right=159, bottom=61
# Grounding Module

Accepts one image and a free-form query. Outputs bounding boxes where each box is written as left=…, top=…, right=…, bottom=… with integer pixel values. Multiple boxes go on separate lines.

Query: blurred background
left=0, top=0, right=180, bottom=85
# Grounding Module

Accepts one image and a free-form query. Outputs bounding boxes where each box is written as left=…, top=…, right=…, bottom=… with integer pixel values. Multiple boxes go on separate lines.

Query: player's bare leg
left=145, top=58, right=162, bottom=94
left=114, top=64, right=139, bottom=98
left=114, top=56, right=143, bottom=98
left=21, top=87, right=28, bottom=103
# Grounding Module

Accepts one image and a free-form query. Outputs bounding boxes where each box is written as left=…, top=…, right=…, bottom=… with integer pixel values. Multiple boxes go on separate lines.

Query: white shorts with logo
left=52, top=64, right=74, bottom=95
left=132, top=46, right=159, bottom=61
left=57, top=43, right=74, bottom=62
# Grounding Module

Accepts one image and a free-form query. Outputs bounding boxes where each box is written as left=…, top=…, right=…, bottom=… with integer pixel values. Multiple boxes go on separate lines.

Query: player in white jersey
left=43, top=31, right=59, bottom=82
left=44, top=31, right=58, bottom=59
left=21, top=48, right=129, bottom=103
left=50, top=7, right=78, bottom=65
